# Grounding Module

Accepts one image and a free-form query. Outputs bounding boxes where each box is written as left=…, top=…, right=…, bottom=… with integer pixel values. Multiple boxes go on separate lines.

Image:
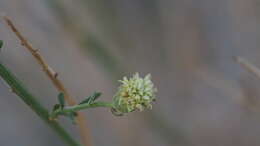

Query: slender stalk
left=51, top=102, right=113, bottom=118
left=0, top=63, right=80, bottom=146
left=2, top=15, right=76, bottom=104
left=2, top=16, right=91, bottom=146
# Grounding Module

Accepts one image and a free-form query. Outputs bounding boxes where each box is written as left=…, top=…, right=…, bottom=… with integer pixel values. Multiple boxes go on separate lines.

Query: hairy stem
left=0, top=63, right=80, bottom=146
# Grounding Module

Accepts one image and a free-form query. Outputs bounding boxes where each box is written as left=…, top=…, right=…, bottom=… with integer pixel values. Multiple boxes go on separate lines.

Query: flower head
left=111, top=73, right=157, bottom=116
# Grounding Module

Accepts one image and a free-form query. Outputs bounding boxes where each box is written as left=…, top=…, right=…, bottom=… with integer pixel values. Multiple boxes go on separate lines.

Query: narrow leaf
left=52, top=104, right=61, bottom=112
left=67, top=112, right=77, bottom=125
left=58, top=92, right=65, bottom=108
left=79, top=92, right=102, bottom=105
left=79, top=97, right=91, bottom=105
left=0, top=40, right=3, bottom=49
left=92, top=92, right=102, bottom=101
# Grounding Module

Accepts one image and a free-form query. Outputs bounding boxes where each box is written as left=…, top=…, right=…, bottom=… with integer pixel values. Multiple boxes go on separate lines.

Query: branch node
left=33, top=49, right=39, bottom=52
left=54, top=72, right=59, bottom=78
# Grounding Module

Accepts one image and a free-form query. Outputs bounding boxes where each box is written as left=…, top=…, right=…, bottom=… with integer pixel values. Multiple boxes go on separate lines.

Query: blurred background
left=1, top=0, right=260, bottom=146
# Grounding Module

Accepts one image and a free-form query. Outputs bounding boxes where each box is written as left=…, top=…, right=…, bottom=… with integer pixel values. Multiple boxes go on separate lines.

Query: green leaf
left=67, top=112, right=77, bottom=125
left=58, top=93, right=65, bottom=108
left=52, top=104, right=61, bottom=112
left=92, top=92, right=102, bottom=101
left=79, top=98, right=90, bottom=105
left=0, top=40, right=3, bottom=49
left=79, top=92, right=102, bottom=105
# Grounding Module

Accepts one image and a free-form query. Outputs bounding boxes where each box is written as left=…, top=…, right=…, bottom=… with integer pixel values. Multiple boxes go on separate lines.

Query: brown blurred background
left=1, top=0, right=260, bottom=146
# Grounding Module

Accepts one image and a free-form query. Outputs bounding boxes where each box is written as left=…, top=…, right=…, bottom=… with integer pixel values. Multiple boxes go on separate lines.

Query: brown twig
left=3, top=15, right=92, bottom=146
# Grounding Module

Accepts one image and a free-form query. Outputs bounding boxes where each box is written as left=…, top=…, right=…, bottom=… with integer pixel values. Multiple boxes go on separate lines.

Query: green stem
left=0, top=63, right=80, bottom=146
left=52, top=102, right=113, bottom=118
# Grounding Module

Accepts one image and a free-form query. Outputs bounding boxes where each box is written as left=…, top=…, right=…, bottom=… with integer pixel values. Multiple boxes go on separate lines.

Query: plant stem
left=3, top=15, right=91, bottom=146
left=51, top=102, right=113, bottom=118
left=0, top=63, right=80, bottom=146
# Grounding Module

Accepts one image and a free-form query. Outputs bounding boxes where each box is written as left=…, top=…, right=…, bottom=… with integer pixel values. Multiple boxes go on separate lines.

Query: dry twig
left=2, top=15, right=91, bottom=146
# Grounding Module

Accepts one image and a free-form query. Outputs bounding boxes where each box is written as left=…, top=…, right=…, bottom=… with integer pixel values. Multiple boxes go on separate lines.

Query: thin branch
left=0, top=63, right=80, bottom=146
left=2, top=16, right=91, bottom=146
left=234, top=56, right=260, bottom=79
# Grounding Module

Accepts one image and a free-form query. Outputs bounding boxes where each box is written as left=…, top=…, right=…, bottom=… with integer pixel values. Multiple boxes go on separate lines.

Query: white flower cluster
left=112, top=73, right=157, bottom=115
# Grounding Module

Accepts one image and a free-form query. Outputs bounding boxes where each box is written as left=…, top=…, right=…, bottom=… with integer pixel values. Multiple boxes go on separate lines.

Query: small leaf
left=79, top=97, right=91, bottom=105
left=58, top=93, right=65, bottom=108
left=52, top=104, right=61, bottom=112
left=0, top=40, right=3, bottom=49
left=79, top=92, right=102, bottom=105
left=92, top=92, right=102, bottom=101
left=67, top=112, right=77, bottom=125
